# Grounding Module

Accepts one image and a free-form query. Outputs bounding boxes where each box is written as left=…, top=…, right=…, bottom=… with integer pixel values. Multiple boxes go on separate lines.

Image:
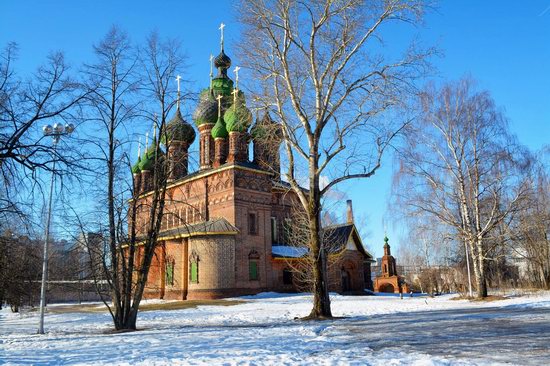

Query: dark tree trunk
left=306, top=166, right=332, bottom=319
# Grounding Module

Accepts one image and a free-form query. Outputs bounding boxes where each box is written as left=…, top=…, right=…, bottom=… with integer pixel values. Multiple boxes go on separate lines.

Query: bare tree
left=280, top=203, right=350, bottom=292
left=80, top=27, right=185, bottom=330
left=0, top=42, right=85, bottom=221
left=239, top=0, right=432, bottom=318
left=509, top=154, right=550, bottom=289
left=0, top=231, right=42, bottom=311
left=394, top=78, right=531, bottom=298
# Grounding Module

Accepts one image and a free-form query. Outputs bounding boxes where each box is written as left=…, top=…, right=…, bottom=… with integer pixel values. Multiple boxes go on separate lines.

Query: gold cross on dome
left=175, top=75, right=182, bottom=109
left=209, top=54, right=214, bottom=75
left=175, top=75, right=182, bottom=92
left=216, top=94, right=223, bottom=118
left=209, top=54, right=214, bottom=90
left=233, top=66, right=241, bottom=89
left=219, top=23, right=225, bottom=50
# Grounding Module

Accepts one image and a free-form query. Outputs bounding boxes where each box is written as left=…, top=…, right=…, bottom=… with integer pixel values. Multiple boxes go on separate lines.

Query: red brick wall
left=137, top=165, right=368, bottom=300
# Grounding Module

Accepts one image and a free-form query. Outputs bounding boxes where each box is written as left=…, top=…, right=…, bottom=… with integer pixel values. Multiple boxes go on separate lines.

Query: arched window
left=248, top=250, right=260, bottom=281
left=190, top=251, right=199, bottom=283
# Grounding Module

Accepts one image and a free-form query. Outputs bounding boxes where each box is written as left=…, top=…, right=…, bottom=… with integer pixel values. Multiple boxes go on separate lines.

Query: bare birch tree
left=239, top=0, right=432, bottom=318
left=394, top=78, right=531, bottom=298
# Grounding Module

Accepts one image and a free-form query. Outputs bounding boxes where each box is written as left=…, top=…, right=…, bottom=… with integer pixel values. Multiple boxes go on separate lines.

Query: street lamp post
left=38, top=122, right=75, bottom=335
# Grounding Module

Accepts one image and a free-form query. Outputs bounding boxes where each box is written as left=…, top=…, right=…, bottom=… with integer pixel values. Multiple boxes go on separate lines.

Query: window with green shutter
left=166, top=261, right=174, bottom=286
left=249, top=261, right=258, bottom=280
left=190, top=261, right=198, bottom=283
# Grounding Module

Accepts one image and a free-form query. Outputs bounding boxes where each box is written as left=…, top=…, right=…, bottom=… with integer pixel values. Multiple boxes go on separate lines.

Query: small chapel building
left=130, top=35, right=374, bottom=300
left=373, top=236, right=410, bottom=294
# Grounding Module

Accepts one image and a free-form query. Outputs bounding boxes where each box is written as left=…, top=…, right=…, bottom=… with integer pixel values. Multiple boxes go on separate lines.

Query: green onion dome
left=131, top=157, right=141, bottom=174
left=193, top=90, right=218, bottom=127
left=224, top=102, right=253, bottom=133
left=163, top=107, right=196, bottom=144
left=138, top=143, right=164, bottom=171
left=211, top=116, right=228, bottom=139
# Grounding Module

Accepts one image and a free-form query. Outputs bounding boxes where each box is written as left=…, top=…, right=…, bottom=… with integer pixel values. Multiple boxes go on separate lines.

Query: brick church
left=130, top=35, right=374, bottom=300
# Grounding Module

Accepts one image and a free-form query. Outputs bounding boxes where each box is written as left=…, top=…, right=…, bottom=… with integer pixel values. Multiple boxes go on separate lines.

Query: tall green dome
left=224, top=100, right=252, bottom=133
left=164, top=107, right=196, bottom=144
left=211, top=116, right=228, bottom=139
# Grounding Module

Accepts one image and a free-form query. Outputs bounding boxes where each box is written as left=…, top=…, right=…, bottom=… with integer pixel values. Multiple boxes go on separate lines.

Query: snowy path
left=1, top=292, right=549, bottom=365
left=339, top=305, right=550, bottom=365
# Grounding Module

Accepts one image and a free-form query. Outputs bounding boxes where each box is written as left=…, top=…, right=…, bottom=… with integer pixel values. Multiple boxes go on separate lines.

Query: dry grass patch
left=46, top=299, right=245, bottom=314
left=138, top=299, right=244, bottom=311
left=450, top=294, right=508, bottom=302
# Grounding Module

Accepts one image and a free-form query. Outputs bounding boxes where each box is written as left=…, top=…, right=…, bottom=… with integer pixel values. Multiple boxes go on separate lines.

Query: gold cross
left=209, top=54, right=214, bottom=75
left=209, top=54, right=214, bottom=89
left=175, top=75, right=182, bottom=109
left=233, top=66, right=241, bottom=89
left=219, top=23, right=225, bottom=50
left=216, top=94, right=223, bottom=118
left=175, top=75, right=182, bottom=92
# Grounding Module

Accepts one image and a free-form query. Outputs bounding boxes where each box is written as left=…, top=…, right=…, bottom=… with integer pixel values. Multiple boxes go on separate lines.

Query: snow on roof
left=272, top=245, right=308, bottom=258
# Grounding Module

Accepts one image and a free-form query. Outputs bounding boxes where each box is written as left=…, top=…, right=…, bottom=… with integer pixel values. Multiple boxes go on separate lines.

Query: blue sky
left=1, top=1, right=548, bottom=257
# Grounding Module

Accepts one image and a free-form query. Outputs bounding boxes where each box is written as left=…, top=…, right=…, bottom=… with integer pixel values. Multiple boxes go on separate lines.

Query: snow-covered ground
left=1, top=292, right=550, bottom=365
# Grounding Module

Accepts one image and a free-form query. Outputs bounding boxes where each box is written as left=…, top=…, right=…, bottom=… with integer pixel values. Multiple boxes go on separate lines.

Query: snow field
left=1, top=292, right=549, bottom=365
